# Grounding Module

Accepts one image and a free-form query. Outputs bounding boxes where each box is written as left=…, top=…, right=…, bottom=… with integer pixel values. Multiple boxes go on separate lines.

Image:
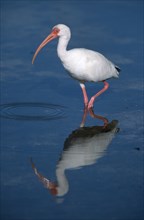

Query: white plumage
left=61, top=48, right=119, bottom=82
left=31, top=120, right=119, bottom=196
left=32, top=24, right=120, bottom=109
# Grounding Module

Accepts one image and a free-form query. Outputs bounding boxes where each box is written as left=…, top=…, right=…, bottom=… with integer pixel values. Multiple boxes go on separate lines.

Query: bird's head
left=53, top=24, right=71, bottom=38
left=32, top=24, right=71, bottom=64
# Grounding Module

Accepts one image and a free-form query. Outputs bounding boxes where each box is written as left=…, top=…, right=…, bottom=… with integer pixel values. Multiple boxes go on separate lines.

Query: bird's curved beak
left=32, top=29, right=59, bottom=64
left=30, top=157, right=58, bottom=195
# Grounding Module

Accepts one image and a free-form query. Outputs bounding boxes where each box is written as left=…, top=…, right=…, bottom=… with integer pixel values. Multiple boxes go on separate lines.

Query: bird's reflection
left=31, top=108, right=119, bottom=198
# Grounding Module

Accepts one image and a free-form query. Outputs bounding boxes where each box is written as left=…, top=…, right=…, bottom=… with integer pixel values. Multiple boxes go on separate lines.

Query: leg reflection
left=80, top=107, right=109, bottom=127
left=89, top=107, right=109, bottom=127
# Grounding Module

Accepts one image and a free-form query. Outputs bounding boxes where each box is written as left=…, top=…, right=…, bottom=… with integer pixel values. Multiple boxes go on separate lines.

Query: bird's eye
left=53, top=28, right=60, bottom=34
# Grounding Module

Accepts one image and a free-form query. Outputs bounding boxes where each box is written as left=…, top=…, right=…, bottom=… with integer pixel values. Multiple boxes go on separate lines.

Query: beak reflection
left=30, top=108, right=119, bottom=198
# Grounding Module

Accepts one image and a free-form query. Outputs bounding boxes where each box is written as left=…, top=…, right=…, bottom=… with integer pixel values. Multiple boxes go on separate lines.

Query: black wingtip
left=115, top=66, right=121, bottom=72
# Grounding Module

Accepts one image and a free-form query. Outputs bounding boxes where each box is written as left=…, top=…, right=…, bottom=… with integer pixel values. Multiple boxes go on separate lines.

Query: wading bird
left=32, top=24, right=120, bottom=109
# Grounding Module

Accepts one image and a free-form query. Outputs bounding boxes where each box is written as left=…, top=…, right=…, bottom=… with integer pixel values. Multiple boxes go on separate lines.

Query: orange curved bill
left=30, top=157, right=58, bottom=195
left=32, top=30, right=58, bottom=64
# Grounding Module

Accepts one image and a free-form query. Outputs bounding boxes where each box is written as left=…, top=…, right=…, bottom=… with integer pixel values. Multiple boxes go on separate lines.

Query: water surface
left=0, top=1, right=143, bottom=220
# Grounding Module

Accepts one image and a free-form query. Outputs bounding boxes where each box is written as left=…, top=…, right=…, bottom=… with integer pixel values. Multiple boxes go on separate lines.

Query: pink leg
left=89, top=107, right=109, bottom=127
left=80, top=83, right=89, bottom=107
left=88, top=81, right=109, bottom=109
left=80, top=107, right=88, bottom=127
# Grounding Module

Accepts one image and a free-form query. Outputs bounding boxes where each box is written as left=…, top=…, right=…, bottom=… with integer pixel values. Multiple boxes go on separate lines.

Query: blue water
left=0, top=1, right=143, bottom=220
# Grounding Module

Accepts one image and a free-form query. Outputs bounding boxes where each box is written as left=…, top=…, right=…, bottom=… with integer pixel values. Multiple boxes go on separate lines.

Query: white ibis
left=32, top=24, right=120, bottom=109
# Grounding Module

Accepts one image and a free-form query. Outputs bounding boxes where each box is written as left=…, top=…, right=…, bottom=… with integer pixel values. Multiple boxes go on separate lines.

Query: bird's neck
left=57, top=36, right=70, bottom=62
left=56, top=167, right=69, bottom=196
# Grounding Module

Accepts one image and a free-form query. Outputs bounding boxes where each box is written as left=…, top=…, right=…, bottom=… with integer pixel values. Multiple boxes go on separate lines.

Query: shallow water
left=0, top=1, right=143, bottom=220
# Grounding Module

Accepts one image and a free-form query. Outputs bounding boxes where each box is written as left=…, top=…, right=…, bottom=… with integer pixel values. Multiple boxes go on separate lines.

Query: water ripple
left=0, top=102, right=66, bottom=121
